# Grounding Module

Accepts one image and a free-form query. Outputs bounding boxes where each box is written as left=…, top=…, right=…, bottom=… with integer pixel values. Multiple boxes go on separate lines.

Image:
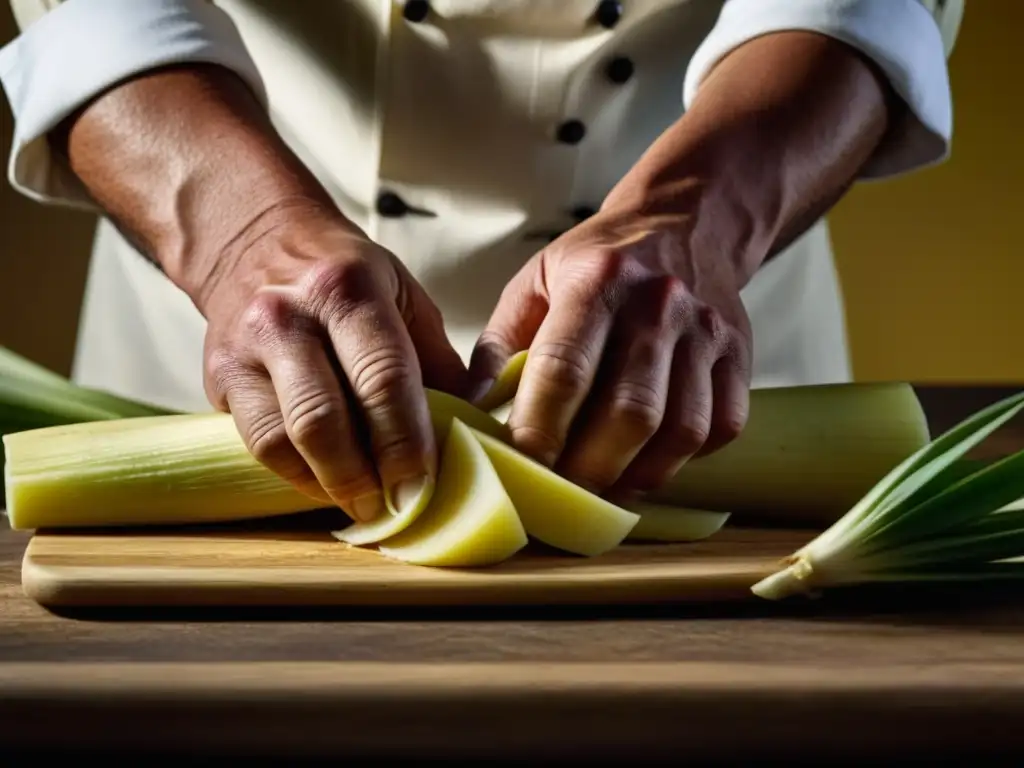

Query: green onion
left=752, top=391, right=1024, bottom=600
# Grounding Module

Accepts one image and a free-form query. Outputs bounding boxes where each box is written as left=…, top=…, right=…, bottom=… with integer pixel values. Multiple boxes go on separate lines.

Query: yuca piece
left=356, top=419, right=528, bottom=567
left=624, top=502, right=731, bottom=542
left=470, top=427, right=639, bottom=556
left=473, top=350, right=529, bottom=414
left=3, top=390, right=509, bottom=532
left=335, top=390, right=512, bottom=545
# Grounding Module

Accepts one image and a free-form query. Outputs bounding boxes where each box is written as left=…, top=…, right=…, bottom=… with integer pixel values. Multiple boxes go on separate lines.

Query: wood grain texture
left=21, top=516, right=810, bottom=608
left=3, top=661, right=1024, bottom=761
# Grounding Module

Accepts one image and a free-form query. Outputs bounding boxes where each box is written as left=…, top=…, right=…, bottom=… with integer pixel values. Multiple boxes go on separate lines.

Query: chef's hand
left=466, top=28, right=899, bottom=499
left=198, top=204, right=467, bottom=523
left=466, top=210, right=752, bottom=499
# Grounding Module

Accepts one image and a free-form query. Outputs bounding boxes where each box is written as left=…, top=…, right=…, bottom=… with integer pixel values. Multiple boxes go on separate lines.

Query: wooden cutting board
left=19, top=510, right=816, bottom=608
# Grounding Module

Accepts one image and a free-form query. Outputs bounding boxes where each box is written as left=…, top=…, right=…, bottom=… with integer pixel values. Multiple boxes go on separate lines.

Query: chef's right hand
left=196, top=203, right=467, bottom=524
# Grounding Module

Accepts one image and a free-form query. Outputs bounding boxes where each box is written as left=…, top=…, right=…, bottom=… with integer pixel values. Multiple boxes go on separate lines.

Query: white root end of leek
left=750, top=555, right=820, bottom=600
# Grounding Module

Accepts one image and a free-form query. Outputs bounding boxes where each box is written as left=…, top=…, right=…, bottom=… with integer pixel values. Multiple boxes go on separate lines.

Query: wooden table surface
left=3, top=385, right=1024, bottom=764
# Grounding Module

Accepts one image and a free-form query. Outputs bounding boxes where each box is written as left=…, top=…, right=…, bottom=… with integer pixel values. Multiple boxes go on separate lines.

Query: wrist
left=189, top=195, right=354, bottom=316
left=601, top=31, right=891, bottom=285
left=600, top=129, right=777, bottom=288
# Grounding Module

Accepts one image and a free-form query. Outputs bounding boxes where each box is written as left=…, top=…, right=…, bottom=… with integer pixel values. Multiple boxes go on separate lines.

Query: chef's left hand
left=467, top=209, right=752, bottom=499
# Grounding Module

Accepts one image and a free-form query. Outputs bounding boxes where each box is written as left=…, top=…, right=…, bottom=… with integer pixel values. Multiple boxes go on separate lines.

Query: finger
left=611, top=335, right=716, bottom=495
left=695, top=347, right=752, bottom=458
left=466, top=263, right=548, bottom=404
left=402, top=273, right=470, bottom=398
left=219, top=362, right=332, bottom=506
left=261, top=328, right=384, bottom=523
left=507, top=280, right=617, bottom=467
left=324, top=282, right=437, bottom=517
left=555, top=294, right=677, bottom=494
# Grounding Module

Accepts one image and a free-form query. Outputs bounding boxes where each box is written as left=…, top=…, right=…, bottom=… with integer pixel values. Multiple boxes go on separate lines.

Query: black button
left=403, top=0, right=430, bottom=22
left=595, top=0, right=622, bottom=29
left=572, top=205, right=597, bottom=221
left=376, top=191, right=409, bottom=217
left=556, top=119, right=587, bottom=145
left=605, top=56, right=634, bottom=84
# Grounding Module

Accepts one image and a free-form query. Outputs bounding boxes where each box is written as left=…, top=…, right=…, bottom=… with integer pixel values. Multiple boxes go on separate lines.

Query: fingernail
left=350, top=492, right=385, bottom=522
left=389, top=475, right=431, bottom=516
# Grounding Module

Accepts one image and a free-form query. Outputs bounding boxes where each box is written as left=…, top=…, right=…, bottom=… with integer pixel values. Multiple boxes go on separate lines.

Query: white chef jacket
left=0, top=0, right=962, bottom=414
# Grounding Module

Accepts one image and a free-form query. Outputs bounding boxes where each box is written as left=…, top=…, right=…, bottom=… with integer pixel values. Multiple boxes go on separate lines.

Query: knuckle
left=242, top=290, right=296, bottom=340
left=350, top=347, right=416, bottom=408
left=305, top=259, right=376, bottom=318
left=204, top=347, right=241, bottom=394
left=509, top=424, right=564, bottom=466
left=666, top=410, right=711, bottom=456
left=608, top=381, right=664, bottom=438
left=285, top=390, right=346, bottom=446
left=568, top=466, right=614, bottom=495
left=696, top=304, right=729, bottom=346
left=658, top=275, right=693, bottom=324
left=529, top=341, right=594, bottom=398
left=717, top=412, right=747, bottom=444
left=245, top=412, right=295, bottom=469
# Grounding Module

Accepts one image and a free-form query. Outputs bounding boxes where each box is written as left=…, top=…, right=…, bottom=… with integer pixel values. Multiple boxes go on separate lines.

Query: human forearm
left=52, top=62, right=346, bottom=310
left=50, top=61, right=468, bottom=524
left=602, top=30, right=893, bottom=286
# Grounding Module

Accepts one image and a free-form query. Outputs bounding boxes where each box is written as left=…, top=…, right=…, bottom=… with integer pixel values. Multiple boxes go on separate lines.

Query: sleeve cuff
left=682, top=0, right=955, bottom=180
left=0, top=0, right=268, bottom=210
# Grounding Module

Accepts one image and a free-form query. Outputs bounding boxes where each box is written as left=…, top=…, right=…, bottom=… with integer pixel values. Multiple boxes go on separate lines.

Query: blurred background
left=0, top=1, right=1020, bottom=383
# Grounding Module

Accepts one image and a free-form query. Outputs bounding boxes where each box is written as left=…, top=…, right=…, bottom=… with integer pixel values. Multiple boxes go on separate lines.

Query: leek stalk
left=752, top=390, right=1024, bottom=600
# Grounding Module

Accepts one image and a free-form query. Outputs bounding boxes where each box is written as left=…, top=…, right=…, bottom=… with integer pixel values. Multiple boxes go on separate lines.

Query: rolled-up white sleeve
left=0, top=0, right=267, bottom=210
left=683, top=0, right=964, bottom=180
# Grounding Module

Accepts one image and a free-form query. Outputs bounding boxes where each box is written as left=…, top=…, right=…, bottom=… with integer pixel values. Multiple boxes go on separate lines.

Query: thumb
left=466, top=263, right=548, bottom=405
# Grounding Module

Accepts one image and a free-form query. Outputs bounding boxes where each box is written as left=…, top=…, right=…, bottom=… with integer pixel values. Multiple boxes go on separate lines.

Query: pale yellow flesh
left=469, top=427, right=639, bottom=556
left=356, top=419, right=528, bottom=567
left=624, top=502, right=731, bottom=542
left=653, top=382, right=931, bottom=525
left=474, top=350, right=529, bottom=414
left=334, top=390, right=511, bottom=545
left=3, top=389, right=510, bottom=532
